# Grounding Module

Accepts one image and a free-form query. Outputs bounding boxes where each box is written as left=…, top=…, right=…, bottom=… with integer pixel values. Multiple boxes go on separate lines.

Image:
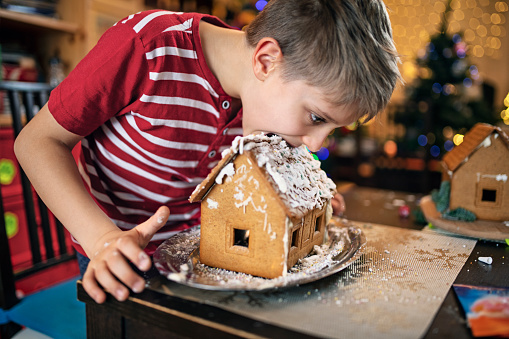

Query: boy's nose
left=301, top=134, right=327, bottom=153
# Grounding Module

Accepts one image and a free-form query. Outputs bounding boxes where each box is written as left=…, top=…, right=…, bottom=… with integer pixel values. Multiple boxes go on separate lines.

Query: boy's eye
left=310, top=112, right=326, bottom=124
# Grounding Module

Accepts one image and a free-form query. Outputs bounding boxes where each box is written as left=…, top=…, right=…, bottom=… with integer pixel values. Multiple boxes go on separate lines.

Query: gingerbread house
left=441, top=123, right=509, bottom=221
left=189, top=134, right=336, bottom=279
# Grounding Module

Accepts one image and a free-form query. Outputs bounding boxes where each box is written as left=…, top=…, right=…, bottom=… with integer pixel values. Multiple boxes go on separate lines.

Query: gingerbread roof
left=442, top=123, right=509, bottom=172
left=190, top=134, right=336, bottom=218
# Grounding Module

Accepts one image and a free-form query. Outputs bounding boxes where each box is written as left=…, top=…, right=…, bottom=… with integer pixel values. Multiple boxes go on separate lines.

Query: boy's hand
left=82, top=206, right=170, bottom=304
left=331, top=193, right=346, bottom=216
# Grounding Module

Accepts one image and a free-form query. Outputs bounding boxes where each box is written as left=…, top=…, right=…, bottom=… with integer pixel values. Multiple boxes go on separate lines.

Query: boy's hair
left=245, top=0, right=402, bottom=122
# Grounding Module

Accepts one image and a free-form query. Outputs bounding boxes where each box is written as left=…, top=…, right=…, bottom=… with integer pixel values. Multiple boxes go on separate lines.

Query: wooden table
left=78, top=186, right=508, bottom=338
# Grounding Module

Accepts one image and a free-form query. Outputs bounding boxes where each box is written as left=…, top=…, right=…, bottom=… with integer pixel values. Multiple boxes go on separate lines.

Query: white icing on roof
left=481, top=135, right=492, bottom=148
left=215, top=162, right=235, bottom=184
left=227, top=134, right=336, bottom=217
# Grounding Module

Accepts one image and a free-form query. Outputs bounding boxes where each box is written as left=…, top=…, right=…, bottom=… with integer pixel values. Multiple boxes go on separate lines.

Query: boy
left=14, top=0, right=400, bottom=304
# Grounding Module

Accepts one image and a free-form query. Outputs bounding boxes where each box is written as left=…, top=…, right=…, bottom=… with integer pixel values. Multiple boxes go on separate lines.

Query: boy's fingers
left=94, top=261, right=129, bottom=302
left=82, top=268, right=107, bottom=304
left=106, top=247, right=146, bottom=292
left=332, top=193, right=346, bottom=215
left=83, top=206, right=170, bottom=303
left=135, top=206, right=170, bottom=247
left=115, top=237, right=152, bottom=272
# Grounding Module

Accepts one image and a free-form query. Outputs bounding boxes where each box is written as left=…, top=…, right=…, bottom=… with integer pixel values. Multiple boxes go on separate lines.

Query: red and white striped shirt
left=48, top=10, right=243, bottom=255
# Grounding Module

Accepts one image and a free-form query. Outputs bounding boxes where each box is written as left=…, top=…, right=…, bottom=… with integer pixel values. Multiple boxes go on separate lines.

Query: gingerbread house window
left=291, top=226, right=302, bottom=249
left=481, top=189, right=497, bottom=202
left=226, top=225, right=252, bottom=257
left=476, top=180, right=502, bottom=208
left=315, top=213, right=325, bottom=234
left=233, top=228, right=250, bottom=248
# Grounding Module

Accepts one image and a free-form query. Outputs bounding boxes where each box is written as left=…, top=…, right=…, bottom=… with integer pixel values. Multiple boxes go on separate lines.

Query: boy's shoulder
left=105, top=10, right=229, bottom=45
left=116, top=10, right=226, bottom=34
left=113, top=10, right=198, bottom=34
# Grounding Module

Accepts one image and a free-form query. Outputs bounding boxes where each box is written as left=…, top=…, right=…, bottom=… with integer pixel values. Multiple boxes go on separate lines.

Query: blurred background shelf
left=0, top=8, right=79, bottom=33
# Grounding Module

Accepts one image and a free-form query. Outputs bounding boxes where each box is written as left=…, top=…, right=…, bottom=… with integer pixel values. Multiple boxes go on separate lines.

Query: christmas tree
left=393, top=0, right=499, bottom=160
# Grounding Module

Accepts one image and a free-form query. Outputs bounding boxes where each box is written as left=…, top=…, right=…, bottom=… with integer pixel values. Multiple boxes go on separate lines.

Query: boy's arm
left=15, top=104, right=118, bottom=253
left=14, top=104, right=168, bottom=303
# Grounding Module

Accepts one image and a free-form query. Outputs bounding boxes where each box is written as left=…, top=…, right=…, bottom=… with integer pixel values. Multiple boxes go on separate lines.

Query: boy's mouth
left=265, top=133, right=299, bottom=148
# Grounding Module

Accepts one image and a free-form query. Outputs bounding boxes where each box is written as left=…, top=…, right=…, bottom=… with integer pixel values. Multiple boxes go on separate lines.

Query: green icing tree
left=431, top=180, right=450, bottom=213
left=431, top=180, right=476, bottom=222
left=443, top=207, right=476, bottom=222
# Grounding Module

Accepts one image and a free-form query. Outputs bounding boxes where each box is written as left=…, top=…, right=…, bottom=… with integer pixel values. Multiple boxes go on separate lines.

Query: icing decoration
left=481, top=135, right=492, bottom=148
left=478, top=173, right=509, bottom=183
left=206, top=198, right=218, bottom=209
left=478, top=256, right=493, bottom=265
left=215, top=163, right=235, bottom=184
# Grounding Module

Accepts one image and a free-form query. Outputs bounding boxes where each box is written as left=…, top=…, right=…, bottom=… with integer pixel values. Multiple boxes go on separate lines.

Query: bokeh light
left=315, top=147, right=330, bottom=161
left=444, top=140, right=455, bottom=151
left=384, top=140, right=398, bottom=158
left=358, top=162, right=376, bottom=178
left=255, top=0, right=267, bottom=11
left=463, top=78, right=473, bottom=87
left=502, top=92, right=509, bottom=125
left=417, top=134, right=428, bottom=146
left=443, top=126, right=454, bottom=139
left=345, top=122, right=358, bottom=131
left=430, top=145, right=441, bottom=157
left=453, top=134, right=465, bottom=145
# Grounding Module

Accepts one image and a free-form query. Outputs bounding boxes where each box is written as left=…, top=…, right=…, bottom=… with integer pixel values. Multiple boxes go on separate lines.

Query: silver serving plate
left=153, top=217, right=366, bottom=291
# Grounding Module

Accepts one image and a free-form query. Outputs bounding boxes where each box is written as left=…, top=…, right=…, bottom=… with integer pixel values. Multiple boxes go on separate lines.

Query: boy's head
left=245, top=0, right=401, bottom=123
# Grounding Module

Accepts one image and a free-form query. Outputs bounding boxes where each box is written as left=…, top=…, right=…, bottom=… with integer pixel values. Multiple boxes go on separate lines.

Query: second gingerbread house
left=441, top=123, right=509, bottom=221
left=189, top=134, right=337, bottom=279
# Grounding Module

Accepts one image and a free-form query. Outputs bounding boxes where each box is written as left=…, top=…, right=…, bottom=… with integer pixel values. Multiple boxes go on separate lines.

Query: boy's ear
left=252, top=38, right=282, bottom=81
